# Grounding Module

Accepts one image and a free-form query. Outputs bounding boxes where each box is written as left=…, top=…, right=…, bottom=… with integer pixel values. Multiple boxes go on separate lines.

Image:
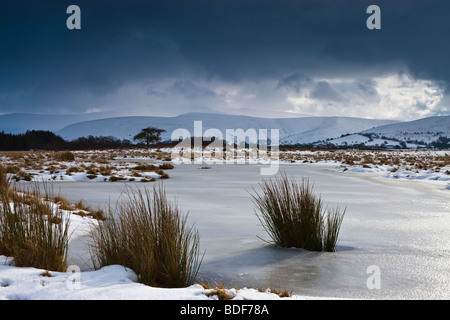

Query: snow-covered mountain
left=327, top=115, right=450, bottom=147
left=2, top=111, right=447, bottom=147
left=0, top=112, right=118, bottom=134
left=361, top=116, right=450, bottom=143
left=54, top=112, right=398, bottom=144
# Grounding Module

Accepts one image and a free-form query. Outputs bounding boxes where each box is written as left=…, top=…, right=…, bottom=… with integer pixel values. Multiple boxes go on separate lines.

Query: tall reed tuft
left=251, top=173, right=345, bottom=252
left=0, top=166, right=70, bottom=271
left=89, top=184, right=202, bottom=288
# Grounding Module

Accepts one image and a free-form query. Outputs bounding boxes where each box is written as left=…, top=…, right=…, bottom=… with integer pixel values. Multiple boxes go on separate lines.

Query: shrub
left=89, top=185, right=202, bottom=288
left=251, top=173, right=345, bottom=252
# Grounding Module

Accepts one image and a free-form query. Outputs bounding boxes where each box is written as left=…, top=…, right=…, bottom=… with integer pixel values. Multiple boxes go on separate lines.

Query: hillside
left=361, top=116, right=450, bottom=143
left=327, top=116, right=450, bottom=148
left=0, top=112, right=116, bottom=134
left=55, top=112, right=397, bottom=145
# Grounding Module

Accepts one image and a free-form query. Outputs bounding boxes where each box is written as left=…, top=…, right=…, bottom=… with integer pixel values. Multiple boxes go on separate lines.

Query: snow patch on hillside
left=56, top=113, right=397, bottom=144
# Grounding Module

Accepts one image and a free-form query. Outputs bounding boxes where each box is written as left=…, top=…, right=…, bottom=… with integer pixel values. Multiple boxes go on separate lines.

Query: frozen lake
left=46, top=163, right=450, bottom=299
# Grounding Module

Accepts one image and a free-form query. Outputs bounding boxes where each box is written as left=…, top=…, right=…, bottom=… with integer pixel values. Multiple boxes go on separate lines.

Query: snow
left=1, top=254, right=334, bottom=300
left=0, top=185, right=324, bottom=301
left=1, top=148, right=449, bottom=300
left=0, top=257, right=317, bottom=300
left=50, top=113, right=450, bottom=147
left=1, top=254, right=330, bottom=300
left=54, top=112, right=397, bottom=144
left=331, top=150, right=450, bottom=190
left=360, top=115, right=450, bottom=145
left=0, top=257, right=209, bottom=300
left=327, top=134, right=424, bottom=148
left=1, top=112, right=448, bottom=147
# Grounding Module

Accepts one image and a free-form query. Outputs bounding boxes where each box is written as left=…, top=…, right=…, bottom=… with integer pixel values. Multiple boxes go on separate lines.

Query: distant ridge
left=0, top=112, right=115, bottom=134
left=327, top=115, right=450, bottom=147
left=3, top=112, right=448, bottom=146
left=53, top=112, right=398, bottom=144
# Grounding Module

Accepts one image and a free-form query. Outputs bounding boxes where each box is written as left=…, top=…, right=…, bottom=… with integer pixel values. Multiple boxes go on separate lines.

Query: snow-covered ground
left=1, top=148, right=448, bottom=189
left=1, top=148, right=449, bottom=300
left=0, top=256, right=312, bottom=300
left=0, top=198, right=320, bottom=300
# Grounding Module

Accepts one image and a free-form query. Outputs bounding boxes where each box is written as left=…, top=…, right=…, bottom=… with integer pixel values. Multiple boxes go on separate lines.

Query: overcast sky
left=1, top=0, right=450, bottom=120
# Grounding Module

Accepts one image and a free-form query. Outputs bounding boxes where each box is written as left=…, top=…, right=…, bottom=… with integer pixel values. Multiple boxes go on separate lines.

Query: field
left=1, top=148, right=449, bottom=185
left=1, top=148, right=449, bottom=300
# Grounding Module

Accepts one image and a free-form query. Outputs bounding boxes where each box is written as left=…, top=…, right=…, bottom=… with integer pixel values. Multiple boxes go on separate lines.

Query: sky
left=1, top=0, right=450, bottom=121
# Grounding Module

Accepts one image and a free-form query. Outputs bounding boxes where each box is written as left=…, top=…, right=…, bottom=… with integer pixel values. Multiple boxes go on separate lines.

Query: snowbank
left=0, top=206, right=319, bottom=300
left=0, top=254, right=321, bottom=300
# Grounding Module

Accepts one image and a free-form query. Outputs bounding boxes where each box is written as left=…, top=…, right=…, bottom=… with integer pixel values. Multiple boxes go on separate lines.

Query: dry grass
left=200, top=283, right=236, bottom=300
left=54, top=151, right=75, bottom=161
left=0, top=166, right=70, bottom=271
left=279, top=149, right=450, bottom=172
left=0, top=149, right=174, bottom=182
left=251, top=173, right=345, bottom=252
left=199, top=282, right=293, bottom=299
left=89, top=184, right=203, bottom=288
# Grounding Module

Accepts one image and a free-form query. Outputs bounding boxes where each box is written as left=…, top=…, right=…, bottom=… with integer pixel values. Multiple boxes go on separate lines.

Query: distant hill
left=0, top=112, right=114, bottom=134
left=54, top=112, right=398, bottom=144
left=3, top=111, right=447, bottom=148
left=361, top=116, right=450, bottom=143
left=327, top=116, right=450, bottom=148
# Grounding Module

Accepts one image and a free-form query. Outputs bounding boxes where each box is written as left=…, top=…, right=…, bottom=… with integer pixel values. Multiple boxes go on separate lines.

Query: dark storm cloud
left=169, top=80, right=216, bottom=99
left=277, top=73, right=313, bottom=94
left=311, top=81, right=342, bottom=102
left=0, top=0, right=449, bottom=116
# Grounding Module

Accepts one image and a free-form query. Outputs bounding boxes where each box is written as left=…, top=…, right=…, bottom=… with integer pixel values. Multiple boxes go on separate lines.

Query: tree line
left=0, top=126, right=169, bottom=151
left=1, top=129, right=447, bottom=151
left=0, top=130, right=133, bottom=151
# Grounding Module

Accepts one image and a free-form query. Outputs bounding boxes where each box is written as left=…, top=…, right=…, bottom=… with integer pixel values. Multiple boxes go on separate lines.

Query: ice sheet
left=43, top=163, right=450, bottom=299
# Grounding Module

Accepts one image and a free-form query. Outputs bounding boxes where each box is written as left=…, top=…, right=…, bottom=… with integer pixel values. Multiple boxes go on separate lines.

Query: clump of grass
left=89, top=185, right=203, bottom=288
left=159, top=172, right=170, bottom=179
left=251, top=173, right=345, bottom=252
left=40, top=270, right=53, bottom=277
left=0, top=167, right=70, bottom=271
left=133, top=164, right=159, bottom=171
left=109, top=176, right=127, bottom=182
left=200, top=282, right=293, bottom=299
left=159, top=163, right=174, bottom=170
left=54, top=151, right=75, bottom=161
left=263, top=288, right=292, bottom=298
left=53, top=195, right=72, bottom=210
left=200, top=283, right=236, bottom=300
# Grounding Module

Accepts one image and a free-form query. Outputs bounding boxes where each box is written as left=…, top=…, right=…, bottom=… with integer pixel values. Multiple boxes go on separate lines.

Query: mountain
left=0, top=112, right=117, bottom=134
left=3, top=111, right=446, bottom=147
left=361, top=116, right=450, bottom=143
left=55, top=112, right=398, bottom=144
left=0, top=113, right=450, bottom=147
left=327, top=115, right=450, bottom=147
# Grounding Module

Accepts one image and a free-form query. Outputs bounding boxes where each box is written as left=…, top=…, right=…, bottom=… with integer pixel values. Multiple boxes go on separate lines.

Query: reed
left=251, top=173, right=345, bottom=252
left=90, top=184, right=202, bottom=288
left=0, top=166, right=70, bottom=271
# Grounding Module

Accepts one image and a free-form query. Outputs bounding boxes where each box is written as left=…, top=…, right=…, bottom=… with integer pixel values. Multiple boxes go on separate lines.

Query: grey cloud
left=277, top=73, right=313, bottom=93
left=169, top=80, right=216, bottom=99
left=1, top=0, right=450, bottom=119
left=311, top=81, right=342, bottom=102
left=355, top=79, right=379, bottom=98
